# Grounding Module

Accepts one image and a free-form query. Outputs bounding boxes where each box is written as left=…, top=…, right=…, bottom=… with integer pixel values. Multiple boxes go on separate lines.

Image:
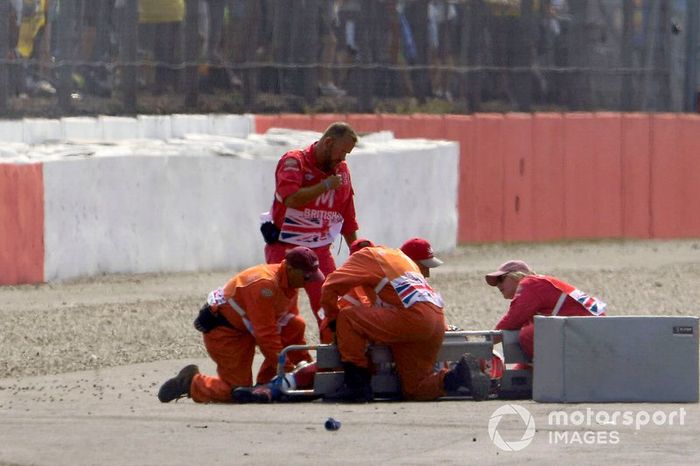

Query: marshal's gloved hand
left=260, top=221, right=280, bottom=245
left=194, top=304, right=222, bottom=333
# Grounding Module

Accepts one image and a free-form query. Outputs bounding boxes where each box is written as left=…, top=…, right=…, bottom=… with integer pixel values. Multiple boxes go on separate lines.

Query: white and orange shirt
left=321, top=246, right=444, bottom=322
left=207, top=262, right=298, bottom=363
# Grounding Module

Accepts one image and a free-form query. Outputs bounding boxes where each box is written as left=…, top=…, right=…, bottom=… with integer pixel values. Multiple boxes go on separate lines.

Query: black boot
left=157, top=364, right=199, bottom=403
left=443, top=353, right=490, bottom=401
left=232, top=385, right=273, bottom=404
left=324, top=362, right=373, bottom=402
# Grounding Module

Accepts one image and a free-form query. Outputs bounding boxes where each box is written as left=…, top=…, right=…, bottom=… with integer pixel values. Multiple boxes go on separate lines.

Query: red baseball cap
left=400, top=237, right=443, bottom=268
left=349, top=238, right=375, bottom=255
left=485, top=260, right=533, bottom=286
left=285, top=247, right=325, bottom=282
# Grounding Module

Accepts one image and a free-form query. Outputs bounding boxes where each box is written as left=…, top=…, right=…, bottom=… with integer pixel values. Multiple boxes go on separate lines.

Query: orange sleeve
left=320, top=249, right=383, bottom=321
left=240, top=280, right=285, bottom=364
left=338, top=286, right=373, bottom=310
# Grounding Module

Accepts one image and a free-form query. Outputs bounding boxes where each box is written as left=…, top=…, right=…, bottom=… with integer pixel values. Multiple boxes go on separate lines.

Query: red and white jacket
left=496, top=274, right=606, bottom=331
left=268, top=142, right=358, bottom=249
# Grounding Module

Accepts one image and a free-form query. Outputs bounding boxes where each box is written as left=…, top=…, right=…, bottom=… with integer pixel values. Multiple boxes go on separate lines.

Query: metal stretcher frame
left=275, top=330, right=533, bottom=400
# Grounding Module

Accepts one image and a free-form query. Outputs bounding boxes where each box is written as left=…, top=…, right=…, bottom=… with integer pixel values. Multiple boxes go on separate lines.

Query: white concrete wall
left=344, top=139, right=458, bottom=264
left=0, top=114, right=256, bottom=144
left=42, top=136, right=458, bottom=281
left=43, top=154, right=275, bottom=280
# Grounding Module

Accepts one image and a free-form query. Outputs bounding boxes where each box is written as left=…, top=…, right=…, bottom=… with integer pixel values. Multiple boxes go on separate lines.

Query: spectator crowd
left=2, top=1, right=689, bottom=114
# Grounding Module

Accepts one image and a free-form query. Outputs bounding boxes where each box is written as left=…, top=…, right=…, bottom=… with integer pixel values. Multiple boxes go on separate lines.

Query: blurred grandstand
left=0, top=0, right=698, bottom=117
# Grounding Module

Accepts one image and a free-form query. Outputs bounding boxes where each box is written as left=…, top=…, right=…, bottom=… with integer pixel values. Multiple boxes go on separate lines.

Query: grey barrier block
left=534, top=316, right=699, bottom=403
left=316, top=345, right=342, bottom=369
left=313, top=371, right=344, bottom=395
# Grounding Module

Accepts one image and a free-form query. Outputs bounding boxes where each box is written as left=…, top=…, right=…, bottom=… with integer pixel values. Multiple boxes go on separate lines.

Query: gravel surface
left=2, top=239, right=699, bottom=379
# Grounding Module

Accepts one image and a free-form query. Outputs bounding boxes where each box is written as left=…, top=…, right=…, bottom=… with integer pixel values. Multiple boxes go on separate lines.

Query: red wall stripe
left=445, top=115, right=476, bottom=243
left=0, top=163, right=44, bottom=285
left=592, top=112, right=624, bottom=238
left=311, top=114, right=347, bottom=132
left=409, top=114, right=446, bottom=139
left=678, top=115, right=700, bottom=237
left=502, top=113, right=534, bottom=242
left=379, top=114, right=413, bottom=138
left=531, top=113, right=566, bottom=241
left=345, top=114, right=383, bottom=133
left=254, top=114, right=281, bottom=134
left=621, top=113, right=652, bottom=238
left=650, top=114, right=683, bottom=238
left=471, top=114, right=505, bottom=242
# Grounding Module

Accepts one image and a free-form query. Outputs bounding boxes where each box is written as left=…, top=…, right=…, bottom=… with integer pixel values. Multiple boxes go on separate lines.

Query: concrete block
left=99, top=116, right=139, bottom=141
left=534, top=316, right=699, bottom=402
left=138, top=115, right=172, bottom=140
left=208, top=114, right=254, bottom=138
left=23, top=118, right=61, bottom=144
left=170, top=114, right=209, bottom=138
left=0, top=119, right=26, bottom=143
left=61, top=117, right=100, bottom=141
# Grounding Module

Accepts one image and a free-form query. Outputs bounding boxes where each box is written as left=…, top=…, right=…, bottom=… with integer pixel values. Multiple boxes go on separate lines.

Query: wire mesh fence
left=0, top=0, right=698, bottom=118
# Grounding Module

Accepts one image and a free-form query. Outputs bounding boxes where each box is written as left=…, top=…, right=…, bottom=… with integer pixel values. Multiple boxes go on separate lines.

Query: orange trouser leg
left=265, top=242, right=336, bottom=343
left=303, top=245, right=336, bottom=343
left=336, top=303, right=447, bottom=401
left=190, top=327, right=256, bottom=403
left=255, top=315, right=313, bottom=384
left=391, top=341, right=448, bottom=401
